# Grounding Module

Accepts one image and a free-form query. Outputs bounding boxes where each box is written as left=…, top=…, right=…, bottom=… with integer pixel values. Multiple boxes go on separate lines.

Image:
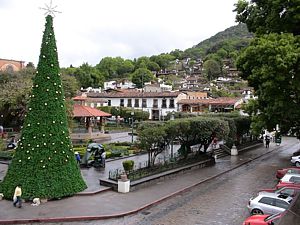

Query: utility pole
left=131, top=111, right=134, bottom=143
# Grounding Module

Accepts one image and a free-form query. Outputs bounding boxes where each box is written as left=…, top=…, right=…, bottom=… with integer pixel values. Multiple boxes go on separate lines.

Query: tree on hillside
left=74, top=63, right=105, bottom=88
left=134, top=56, right=160, bottom=71
left=131, top=68, right=154, bottom=88
left=203, top=59, right=221, bottom=81
left=61, top=73, right=79, bottom=98
left=96, top=57, right=134, bottom=79
left=0, top=15, right=86, bottom=200
left=150, top=54, right=175, bottom=70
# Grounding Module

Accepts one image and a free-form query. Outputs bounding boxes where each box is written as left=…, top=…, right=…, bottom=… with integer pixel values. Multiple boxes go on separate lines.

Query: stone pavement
left=0, top=137, right=298, bottom=224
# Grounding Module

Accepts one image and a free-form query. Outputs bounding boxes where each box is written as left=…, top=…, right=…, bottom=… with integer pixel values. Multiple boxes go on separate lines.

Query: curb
left=0, top=147, right=278, bottom=224
left=75, top=187, right=112, bottom=196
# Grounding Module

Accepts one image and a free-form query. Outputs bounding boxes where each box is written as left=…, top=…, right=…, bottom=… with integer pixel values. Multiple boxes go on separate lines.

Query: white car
left=291, top=155, right=300, bottom=167
left=280, top=173, right=300, bottom=184
left=247, top=192, right=293, bottom=215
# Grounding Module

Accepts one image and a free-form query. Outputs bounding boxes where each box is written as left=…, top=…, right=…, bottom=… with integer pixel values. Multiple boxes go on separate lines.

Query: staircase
left=214, top=145, right=231, bottom=159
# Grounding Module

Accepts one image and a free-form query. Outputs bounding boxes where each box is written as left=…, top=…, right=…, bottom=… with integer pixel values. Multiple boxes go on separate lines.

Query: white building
left=104, top=80, right=135, bottom=90
left=85, top=90, right=186, bottom=120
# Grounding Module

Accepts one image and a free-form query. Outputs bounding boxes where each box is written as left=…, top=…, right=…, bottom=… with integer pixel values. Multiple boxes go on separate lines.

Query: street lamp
left=131, top=111, right=134, bottom=143
left=170, top=111, right=175, bottom=158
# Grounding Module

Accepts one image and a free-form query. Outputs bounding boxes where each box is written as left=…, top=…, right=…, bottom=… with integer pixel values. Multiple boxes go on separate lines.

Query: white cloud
left=0, top=0, right=238, bottom=67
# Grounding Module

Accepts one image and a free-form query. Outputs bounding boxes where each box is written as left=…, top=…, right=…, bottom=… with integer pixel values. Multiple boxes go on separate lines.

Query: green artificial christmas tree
left=0, top=15, right=86, bottom=200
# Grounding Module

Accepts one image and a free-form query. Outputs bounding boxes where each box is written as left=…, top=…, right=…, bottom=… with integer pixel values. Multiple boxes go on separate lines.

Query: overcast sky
left=0, top=0, right=238, bottom=67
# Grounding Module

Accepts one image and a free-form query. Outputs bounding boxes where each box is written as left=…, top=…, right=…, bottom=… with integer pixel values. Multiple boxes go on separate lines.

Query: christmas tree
left=0, top=15, right=86, bottom=200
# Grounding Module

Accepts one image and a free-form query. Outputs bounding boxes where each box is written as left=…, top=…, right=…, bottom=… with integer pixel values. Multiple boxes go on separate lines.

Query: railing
left=108, top=152, right=211, bottom=181
left=219, top=144, right=231, bottom=154
left=109, top=153, right=180, bottom=181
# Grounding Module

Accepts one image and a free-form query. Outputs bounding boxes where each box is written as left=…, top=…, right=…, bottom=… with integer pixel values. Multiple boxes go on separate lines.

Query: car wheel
left=251, top=208, right=263, bottom=215
left=296, top=162, right=300, bottom=167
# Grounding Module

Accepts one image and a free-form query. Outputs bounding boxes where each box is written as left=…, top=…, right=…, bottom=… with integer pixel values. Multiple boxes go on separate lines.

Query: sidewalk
left=0, top=138, right=298, bottom=224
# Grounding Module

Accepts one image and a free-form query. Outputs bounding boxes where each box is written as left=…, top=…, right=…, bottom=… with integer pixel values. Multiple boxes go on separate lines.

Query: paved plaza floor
left=0, top=137, right=298, bottom=224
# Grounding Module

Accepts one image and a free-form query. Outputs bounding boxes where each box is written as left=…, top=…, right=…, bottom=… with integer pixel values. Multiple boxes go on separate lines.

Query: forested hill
left=195, top=23, right=253, bottom=49
left=180, top=23, right=253, bottom=61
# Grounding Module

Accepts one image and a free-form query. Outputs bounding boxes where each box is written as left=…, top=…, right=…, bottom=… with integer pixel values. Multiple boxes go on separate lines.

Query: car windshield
left=265, top=213, right=280, bottom=222
left=288, top=169, right=299, bottom=174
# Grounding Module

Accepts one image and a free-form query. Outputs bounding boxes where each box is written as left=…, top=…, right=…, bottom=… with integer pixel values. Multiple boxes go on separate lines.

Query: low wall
left=100, top=158, right=215, bottom=191
left=70, top=132, right=111, bottom=143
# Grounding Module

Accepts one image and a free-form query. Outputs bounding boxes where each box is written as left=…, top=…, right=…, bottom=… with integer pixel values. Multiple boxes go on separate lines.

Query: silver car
left=247, top=192, right=293, bottom=215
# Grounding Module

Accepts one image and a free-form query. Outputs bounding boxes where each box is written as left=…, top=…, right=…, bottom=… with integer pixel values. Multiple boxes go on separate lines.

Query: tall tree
left=131, top=68, right=154, bottom=88
left=237, top=33, right=300, bottom=137
left=203, top=59, right=221, bottom=81
left=235, top=0, right=300, bottom=35
left=0, top=15, right=86, bottom=200
left=74, top=63, right=105, bottom=88
left=235, top=0, right=300, bottom=137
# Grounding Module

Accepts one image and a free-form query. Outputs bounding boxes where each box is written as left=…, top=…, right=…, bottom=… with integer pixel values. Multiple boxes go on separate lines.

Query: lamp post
left=170, top=111, right=175, bottom=158
left=131, top=111, right=134, bottom=143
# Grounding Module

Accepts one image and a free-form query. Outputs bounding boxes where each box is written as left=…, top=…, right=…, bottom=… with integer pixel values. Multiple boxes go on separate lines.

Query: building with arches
left=0, top=58, right=25, bottom=72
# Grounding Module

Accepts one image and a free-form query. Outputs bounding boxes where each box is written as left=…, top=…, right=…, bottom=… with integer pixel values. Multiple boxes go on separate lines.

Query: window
left=289, top=176, right=300, bottom=183
left=153, top=99, right=158, bottom=108
left=162, top=99, right=167, bottom=108
left=134, top=99, right=139, bottom=107
left=142, top=99, right=147, bottom=108
left=259, top=197, right=275, bottom=206
left=127, top=99, right=132, bottom=107
left=280, top=188, right=295, bottom=196
left=275, top=199, right=289, bottom=209
left=169, top=98, right=175, bottom=108
left=108, top=100, right=111, bottom=106
left=120, top=99, right=124, bottom=107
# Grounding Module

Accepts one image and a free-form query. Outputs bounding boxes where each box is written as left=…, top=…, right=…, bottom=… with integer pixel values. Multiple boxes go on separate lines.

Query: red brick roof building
left=0, top=58, right=25, bottom=72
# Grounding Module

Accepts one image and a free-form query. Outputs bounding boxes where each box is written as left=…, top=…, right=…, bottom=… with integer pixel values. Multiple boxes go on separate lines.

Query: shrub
left=110, top=150, right=122, bottom=158
left=0, top=150, right=14, bottom=160
left=122, top=160, right=134, bottom=172
left=73, top=147, right=85, bottom=156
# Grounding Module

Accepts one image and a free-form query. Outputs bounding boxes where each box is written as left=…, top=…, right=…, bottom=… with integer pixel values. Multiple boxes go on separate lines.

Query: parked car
left=242, top=213, right=282, bottom=225
left=291, top=155, right=300, bottom=167
left=247, top=192, right=293, bottom=215
left=258, top=186, right=300, bottom=198
left=275, top=167, right=300, bottom=179
left=276, top=174, right=300, bottom=189
left=276, top=181, right=300, bottom=189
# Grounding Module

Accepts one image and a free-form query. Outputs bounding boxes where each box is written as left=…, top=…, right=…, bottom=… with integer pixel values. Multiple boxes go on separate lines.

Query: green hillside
left=180, top=23, right=253, bottom=62
left=195, top=23, right=253, bottom=50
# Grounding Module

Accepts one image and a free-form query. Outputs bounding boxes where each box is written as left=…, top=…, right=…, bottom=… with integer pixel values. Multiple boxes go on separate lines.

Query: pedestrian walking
left=13, top=184, right=22, bottom=208
left=100, top=149, right=106, bottom=167
left=265, top=135, right=270, bottom=148
left=75, top=152, right=81, bottom=164
left=212, top=137, right=218, bottom=149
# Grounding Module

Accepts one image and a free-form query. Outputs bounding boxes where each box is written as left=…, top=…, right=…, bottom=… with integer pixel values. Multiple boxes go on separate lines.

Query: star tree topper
left=40, top=0, right=61, bottom=17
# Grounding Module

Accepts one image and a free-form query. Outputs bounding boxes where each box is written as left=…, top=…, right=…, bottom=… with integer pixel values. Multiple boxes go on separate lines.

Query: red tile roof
left=73, top=105, right=111, bottom=117
left=177, top=97, right=241, bottom=105
left=73, top=96, right=87, bottom=100
left=87, top=91, right=181, bottom=98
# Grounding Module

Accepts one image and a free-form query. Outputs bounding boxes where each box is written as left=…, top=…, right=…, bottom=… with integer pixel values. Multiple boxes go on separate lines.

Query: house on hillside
left=144, top=83, right=172, bottom=92
left=103, top=80, right=135, bottom=90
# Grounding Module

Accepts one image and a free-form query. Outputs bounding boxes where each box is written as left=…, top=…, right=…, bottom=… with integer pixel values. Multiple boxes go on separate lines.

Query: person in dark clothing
left=265, top=135, right=270, bottom=148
